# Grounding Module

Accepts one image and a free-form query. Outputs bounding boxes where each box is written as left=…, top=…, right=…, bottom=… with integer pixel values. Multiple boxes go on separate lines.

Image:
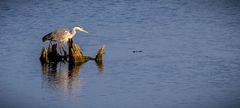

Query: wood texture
left=40, top=39, right=105, bottom=64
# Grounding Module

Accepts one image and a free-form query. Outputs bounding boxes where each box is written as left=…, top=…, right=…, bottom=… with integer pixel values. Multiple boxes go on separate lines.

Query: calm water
left=0, top=0, right=240, bottom=108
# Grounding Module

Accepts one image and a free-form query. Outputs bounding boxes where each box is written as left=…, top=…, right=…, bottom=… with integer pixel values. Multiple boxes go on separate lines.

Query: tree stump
left=40, top=44, right=61, bottom=64
left=40, top=48, right=49, bottom=63
left=40, top=39, right=105, bottom=65
left=95, top=45, right=105, bottom=62
left=68, top=39, right=87, bottom=63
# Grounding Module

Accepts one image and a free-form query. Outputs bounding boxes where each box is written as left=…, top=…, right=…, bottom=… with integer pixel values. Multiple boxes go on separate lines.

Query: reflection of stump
left=40, top=39, right=105, bottom=64
left=96, top=60, right=104, bottom=73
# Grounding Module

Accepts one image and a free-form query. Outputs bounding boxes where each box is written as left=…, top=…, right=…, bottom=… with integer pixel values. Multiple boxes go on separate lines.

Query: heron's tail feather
left=42, top=32, right=52, bottom=42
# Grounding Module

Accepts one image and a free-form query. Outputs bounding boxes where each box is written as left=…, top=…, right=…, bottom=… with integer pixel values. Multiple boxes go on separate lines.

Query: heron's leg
left=59, top=48, right=63, bottom=55
left=57, top=42, right=63, bottom=56
left=61, top=46, right=67, bottom=62
left=48, top=40, right=52, bottom=48
left=50, top=40, right=53, bottom=46
left=60, top=42, right=67, bottom=57
left=61, top=45, right=67, bottom=55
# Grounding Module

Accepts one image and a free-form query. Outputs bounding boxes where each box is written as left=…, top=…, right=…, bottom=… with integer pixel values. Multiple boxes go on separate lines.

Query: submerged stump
left=40, top=39, right=105, bottom=64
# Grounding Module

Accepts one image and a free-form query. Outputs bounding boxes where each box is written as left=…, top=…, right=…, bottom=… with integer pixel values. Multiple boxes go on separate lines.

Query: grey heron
left=42, top=25, right=88, bottom=54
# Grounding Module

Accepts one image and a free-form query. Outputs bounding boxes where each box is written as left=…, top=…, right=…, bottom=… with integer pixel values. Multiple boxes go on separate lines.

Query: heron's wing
left=42, top=32, right=53, bottom=42
left=52, top=28, right=70, bottom=41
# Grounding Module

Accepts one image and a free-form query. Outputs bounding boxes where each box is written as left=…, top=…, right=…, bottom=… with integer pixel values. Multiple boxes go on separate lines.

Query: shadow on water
left=41, top=61, right=104, bottom=94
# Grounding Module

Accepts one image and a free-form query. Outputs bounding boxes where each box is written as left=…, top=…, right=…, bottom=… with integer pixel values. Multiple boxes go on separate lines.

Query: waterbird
left=42, top=25, right=88, bottom=54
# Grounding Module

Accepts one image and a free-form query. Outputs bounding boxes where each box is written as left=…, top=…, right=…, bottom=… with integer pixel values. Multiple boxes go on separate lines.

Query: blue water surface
left=0, top=0, right=240, bottom=108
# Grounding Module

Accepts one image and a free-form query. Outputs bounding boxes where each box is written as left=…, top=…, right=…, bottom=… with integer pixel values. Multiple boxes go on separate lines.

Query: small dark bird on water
left=133, top=50, right=143, bottom=53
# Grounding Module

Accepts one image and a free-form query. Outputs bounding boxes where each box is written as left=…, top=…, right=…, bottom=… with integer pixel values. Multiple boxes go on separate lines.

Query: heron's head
left=75, top=25, right=88, bottom=33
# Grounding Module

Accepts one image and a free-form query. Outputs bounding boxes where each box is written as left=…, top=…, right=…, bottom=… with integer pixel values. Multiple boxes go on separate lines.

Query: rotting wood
left=40, top=39, right=105, bottom=64
left=40, top=44, right=61, bottom=64
left=40, top=48, right=49, bottom=63
left=95, top=45, right=105, bottom=62
left=68, top=39, right=87, bottom=63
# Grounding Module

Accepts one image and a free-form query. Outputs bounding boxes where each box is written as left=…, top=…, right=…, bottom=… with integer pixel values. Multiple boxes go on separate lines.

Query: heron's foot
left=62, top=59, right=67, bottom=64
left=63, top=50, right=67, bottom=56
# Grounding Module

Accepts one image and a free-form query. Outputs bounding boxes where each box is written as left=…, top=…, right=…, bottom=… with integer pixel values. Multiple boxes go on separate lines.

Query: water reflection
left=96, top=61, right=104, bottom=74
left=41, top=62, right=85, bottom=95
left=41, top=61, right=105, bottom=95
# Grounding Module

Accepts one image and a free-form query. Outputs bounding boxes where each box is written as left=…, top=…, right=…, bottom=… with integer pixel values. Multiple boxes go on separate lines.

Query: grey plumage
left=42, top=26, right=88, bottom=44
left=42, top=25, right=88, bottom=54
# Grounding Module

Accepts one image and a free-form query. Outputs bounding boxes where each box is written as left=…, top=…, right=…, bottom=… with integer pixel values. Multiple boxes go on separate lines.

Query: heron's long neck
left=69, top=27, right=78, bottom=39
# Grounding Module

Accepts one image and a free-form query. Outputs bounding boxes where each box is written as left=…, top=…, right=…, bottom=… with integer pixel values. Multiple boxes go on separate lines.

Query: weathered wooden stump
left=40, top=44, right=61, bottom=63
left=68, top=39, right=87, bottom=63
left=40, top=39, right=105, bottom=65
left=95, top=45, right=105, bottom=61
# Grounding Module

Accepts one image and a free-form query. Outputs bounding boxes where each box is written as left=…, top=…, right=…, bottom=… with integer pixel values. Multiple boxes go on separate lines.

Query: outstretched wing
left=42, top=32, right=53, bottom=42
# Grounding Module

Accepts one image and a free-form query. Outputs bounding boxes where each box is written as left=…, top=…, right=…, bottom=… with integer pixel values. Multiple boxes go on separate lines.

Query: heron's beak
left=81, top=29, right=88, bottom=33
